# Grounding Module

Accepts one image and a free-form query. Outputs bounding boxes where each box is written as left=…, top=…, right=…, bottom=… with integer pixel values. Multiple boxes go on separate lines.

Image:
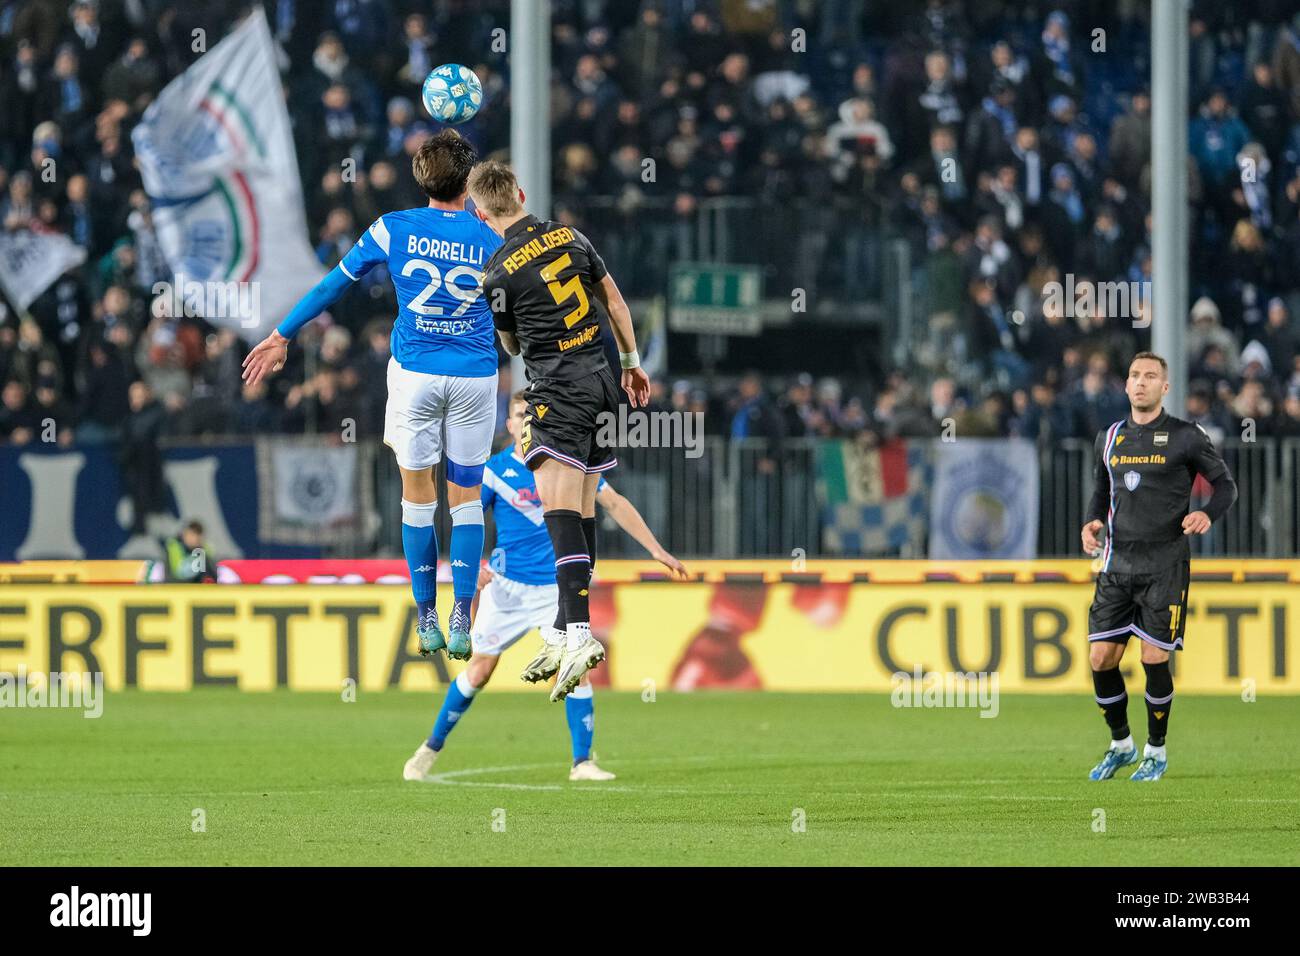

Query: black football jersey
left=482, top=215, right=609, bottom=381
left=1084, top=410, right=1233, bottom=574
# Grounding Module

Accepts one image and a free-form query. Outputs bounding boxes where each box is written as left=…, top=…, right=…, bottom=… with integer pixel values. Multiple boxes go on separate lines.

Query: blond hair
left=467, top=160, right=523, bottom=217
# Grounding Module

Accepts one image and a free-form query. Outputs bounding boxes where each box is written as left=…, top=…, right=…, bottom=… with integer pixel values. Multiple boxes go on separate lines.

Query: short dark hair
left=411, top=130, right=477, bottom=201
left=1130, top=351, right=1168, bottom=376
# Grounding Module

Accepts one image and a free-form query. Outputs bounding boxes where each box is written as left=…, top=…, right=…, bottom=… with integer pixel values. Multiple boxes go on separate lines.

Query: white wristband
left=619, top=349, right=640, bottom=369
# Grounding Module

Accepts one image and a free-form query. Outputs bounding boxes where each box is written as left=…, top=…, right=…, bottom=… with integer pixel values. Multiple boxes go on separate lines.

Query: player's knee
left=1139, top=644, right=1170, bottom=666
left=1089, top=642, right=1121, bottom=670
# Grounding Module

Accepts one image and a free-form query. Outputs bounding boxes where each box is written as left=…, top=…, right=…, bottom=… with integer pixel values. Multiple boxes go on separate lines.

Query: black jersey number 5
left=539, top=252, right=590, bottom=328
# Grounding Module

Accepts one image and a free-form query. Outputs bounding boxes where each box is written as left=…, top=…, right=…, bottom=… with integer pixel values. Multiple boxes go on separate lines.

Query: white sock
left=1144, top=742, right=1166, bottom=760
left=566, top=621, right=591, bottom=651
left=541, top=625, right=565, bottom=646
left=455, top=672, right=479, bottom=697
left=1112, top=734, right=1135, bottom=752
left=567, top=682, right=593, bottom=700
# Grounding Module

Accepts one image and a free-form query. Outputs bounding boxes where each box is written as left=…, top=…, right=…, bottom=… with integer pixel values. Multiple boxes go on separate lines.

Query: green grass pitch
left=3, top=689, right=1297, bottom=866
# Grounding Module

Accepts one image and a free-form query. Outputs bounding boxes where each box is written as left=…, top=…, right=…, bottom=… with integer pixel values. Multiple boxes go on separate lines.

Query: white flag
left=131, top=8, right=325, bottom=336
left=0, top=229, right=87, bottom=312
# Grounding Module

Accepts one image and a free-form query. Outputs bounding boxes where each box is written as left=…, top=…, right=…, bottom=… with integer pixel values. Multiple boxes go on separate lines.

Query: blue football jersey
left=481, top=448, right=606, bottom=585
left=341, top=207, right=502, bottom=377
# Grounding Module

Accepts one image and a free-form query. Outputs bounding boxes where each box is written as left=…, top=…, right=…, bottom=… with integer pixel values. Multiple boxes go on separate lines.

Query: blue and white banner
left=0, top=444, right=318, bottom=561
left=131, top=8, right=324, bottom=335
left=928, top=439, right=1039, bottom=560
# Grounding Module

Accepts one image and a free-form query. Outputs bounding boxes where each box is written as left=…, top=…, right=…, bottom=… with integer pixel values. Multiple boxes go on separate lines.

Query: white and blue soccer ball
left=421, top=63, right=483, bottom=125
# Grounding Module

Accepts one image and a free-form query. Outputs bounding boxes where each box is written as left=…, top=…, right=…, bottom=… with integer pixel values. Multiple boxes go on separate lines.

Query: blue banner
left=0, top=443, right=318, bottom=561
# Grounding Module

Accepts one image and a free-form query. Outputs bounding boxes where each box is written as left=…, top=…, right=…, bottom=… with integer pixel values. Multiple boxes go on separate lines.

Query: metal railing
left=158, top=434, right=1300, bottom=560
left=1039, top=438, right=1299, bottom=558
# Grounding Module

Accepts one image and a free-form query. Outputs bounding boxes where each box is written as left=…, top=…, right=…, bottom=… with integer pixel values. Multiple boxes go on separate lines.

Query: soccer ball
left=421, top=64, right=483, bottom=125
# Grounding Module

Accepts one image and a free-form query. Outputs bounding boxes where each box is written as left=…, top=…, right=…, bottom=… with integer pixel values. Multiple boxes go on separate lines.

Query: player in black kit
left=1081, top=352, right=1237, bottom=782
left=468, top=159, right=651, bottom=702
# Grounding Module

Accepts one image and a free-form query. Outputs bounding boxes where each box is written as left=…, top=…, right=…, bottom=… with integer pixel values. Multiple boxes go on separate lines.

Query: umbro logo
left=415, top=565, right=435, bottom=573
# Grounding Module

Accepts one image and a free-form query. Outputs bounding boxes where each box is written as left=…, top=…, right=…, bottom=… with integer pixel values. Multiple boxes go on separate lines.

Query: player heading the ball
left=243, top=130, right=502, bottom=663
left=468, top=159, right=651, bottom=701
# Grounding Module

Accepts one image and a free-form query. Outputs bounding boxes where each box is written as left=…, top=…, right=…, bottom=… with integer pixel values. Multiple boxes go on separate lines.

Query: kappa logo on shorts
left=1124, top=471, right=1141, bottom=491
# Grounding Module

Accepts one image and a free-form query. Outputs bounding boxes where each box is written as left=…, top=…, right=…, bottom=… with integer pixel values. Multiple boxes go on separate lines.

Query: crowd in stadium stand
left=1, top=0, right=1300, bottom=454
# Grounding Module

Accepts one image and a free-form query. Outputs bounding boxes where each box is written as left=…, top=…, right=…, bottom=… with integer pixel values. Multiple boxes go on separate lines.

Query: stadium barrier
left=1, top=562, right=1296, bottom=693
left=5, top=437, right=1298, bottom=561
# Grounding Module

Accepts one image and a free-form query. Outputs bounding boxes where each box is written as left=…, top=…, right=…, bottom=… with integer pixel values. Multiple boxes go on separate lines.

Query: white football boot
left=550, top=635, right=606, bottom=702
left=402, top=741, right=439, bottom=781
left=520, top=628, right=566, bottom=683
left=569, top=759, right=616, bottom=782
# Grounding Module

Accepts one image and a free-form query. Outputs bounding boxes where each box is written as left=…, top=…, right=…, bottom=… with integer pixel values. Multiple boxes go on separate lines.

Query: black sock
left=544, top=509, right=590, bottom=628
left=1142, top=660, right=1173, bottom=747
left=581, top=515, right=597, bottom=586
left=1091, top=667, right=1130, bottom=741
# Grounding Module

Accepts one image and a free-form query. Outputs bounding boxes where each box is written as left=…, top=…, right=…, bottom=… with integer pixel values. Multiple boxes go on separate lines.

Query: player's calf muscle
left=445, top=480, right=481, bottom=506
left=466, top=654, right=498, bottom=687
left=398, top=466, right=437, bottom=503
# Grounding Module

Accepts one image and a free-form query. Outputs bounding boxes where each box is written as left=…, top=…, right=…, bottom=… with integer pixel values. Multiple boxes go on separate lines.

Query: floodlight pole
left=508, top=0, right=550, bottom=389
left=1151, top=0, right=1189, bottom=414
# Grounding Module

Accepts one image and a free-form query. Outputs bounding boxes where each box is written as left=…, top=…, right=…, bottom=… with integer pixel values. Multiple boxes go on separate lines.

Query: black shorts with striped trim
left=1087, top=559, right=1190, bottom=651
left=520, top=365, right=620, bottom=475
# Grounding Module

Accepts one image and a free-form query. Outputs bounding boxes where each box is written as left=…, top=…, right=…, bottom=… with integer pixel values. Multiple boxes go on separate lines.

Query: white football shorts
left=471, top=573, right=560, bottom=656
left=384, top=358, right=497, bottom=477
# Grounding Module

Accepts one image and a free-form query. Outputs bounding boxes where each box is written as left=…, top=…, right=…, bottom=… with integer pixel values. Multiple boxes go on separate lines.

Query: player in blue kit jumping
left=243, top=131, right=500, bottom=661
left=403, top=390, right=688, bottom=782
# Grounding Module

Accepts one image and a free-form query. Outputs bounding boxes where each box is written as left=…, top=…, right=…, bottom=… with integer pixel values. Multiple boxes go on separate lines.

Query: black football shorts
left=520, top=365, right=621, bottom=474
left=1087, top=559, right=1190, bottom=651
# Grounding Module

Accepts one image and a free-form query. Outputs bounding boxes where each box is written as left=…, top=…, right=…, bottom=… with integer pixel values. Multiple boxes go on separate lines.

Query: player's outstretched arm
left=241, top=266, right=353, bottom=386
left=597, top=482, right=688, bottom=579
left=593, top=273, right=650, bottom=408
